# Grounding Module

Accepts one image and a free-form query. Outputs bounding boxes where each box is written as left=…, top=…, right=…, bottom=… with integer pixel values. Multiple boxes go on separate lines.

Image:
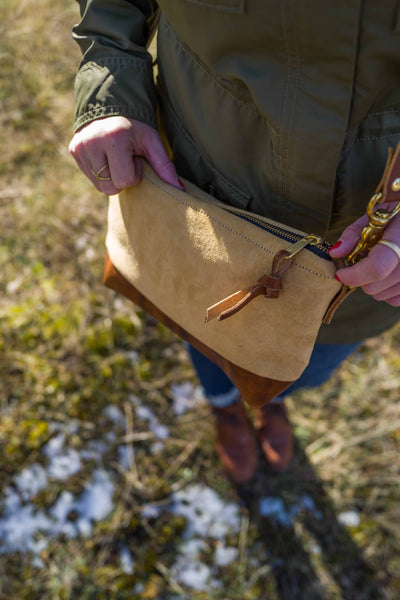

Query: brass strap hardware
left=347, top=193, right=400, bottom=265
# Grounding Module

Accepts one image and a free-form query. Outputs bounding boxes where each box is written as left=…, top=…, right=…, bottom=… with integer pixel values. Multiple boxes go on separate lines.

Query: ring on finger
left=91, top=163, right=111, bottom=181
left=377, top=239, right=400, bottom=262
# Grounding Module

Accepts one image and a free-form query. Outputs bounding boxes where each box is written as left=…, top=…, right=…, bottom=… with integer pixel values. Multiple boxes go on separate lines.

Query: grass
left=1, top=1, right=400, bottom=598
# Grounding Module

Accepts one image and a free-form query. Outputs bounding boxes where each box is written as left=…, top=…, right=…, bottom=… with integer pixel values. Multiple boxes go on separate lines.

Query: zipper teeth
left=226, top=209, right=332, bottom=256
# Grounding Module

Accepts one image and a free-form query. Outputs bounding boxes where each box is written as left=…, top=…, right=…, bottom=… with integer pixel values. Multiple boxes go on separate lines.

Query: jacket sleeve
left=72, top=0, right=159, bottom=132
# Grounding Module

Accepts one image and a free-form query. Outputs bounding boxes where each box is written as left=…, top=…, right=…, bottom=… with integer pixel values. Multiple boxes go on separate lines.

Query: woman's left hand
left=329, top=209, right=400, bottom=306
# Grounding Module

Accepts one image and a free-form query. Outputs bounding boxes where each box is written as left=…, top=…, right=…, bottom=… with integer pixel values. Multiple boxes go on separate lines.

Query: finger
left=373, top=291, right=400, bottom=306
left=386, top=294, right=400, bottom=306
left=362, top=262, right=400, bottom=295
left=335, top=243, right=399, bottom=287
left=82, top=146, right=121, bottom=195
left=105, top=138, right=141, bottom=189
left=328, top=215, right=369, bottom=259
left=329, top=198, right=400, bottom=260
left=367, top=279, right=400, bottom=301
left=132, top=156, right=143, bottom=184
left=69, top=139, right=103, bottom=190
left=140, top=131, right=184, bottom=189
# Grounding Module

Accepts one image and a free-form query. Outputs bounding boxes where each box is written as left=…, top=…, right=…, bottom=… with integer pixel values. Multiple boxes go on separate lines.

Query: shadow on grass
left=236, top=440, right=386, bottom=600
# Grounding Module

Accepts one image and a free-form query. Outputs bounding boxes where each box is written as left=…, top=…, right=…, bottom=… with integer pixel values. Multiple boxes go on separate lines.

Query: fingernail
left=330, top=240, right=343, bottom=252
left=178, top=178, right=185, bottom=190
left=335, top=274, right=342, bottom=282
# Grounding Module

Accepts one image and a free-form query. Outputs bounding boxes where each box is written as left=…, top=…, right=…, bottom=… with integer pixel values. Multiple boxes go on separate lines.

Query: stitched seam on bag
left=144, top=174, right=334, bottom=280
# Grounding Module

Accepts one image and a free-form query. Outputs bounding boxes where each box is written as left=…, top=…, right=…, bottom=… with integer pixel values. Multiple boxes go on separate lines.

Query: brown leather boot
left=212, top=399, right=257, bottom=483
left=254, top=402, right=293, bottom=472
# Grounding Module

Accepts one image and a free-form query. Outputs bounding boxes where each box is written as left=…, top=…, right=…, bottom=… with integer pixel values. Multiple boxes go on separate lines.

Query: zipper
left=223, top=208, right=332, bottom=260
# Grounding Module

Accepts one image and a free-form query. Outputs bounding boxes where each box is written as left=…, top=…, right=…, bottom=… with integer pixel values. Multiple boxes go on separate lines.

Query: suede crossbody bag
left=104, top=162, right=351, bottom=407
left=104, top=145, right=400, bottom=408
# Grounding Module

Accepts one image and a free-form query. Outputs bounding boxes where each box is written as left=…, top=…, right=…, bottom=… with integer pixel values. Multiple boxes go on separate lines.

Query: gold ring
left=377, top=239, right=400, bottom=262
left=91, top=163, right=111, bottom=181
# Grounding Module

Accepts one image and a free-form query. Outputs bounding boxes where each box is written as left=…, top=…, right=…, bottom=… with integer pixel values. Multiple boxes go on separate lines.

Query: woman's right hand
left=69, top=116, right=183, bottom=194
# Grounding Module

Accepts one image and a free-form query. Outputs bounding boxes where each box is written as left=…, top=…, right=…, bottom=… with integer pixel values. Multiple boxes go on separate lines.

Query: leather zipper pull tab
left=216, top=274, right=281, bottom=321
left=205, top=250, right=293, bottom=322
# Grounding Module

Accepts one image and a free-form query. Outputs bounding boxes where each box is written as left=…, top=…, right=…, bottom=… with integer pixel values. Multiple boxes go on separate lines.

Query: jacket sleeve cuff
left=73, top=54, right=158, bottom=133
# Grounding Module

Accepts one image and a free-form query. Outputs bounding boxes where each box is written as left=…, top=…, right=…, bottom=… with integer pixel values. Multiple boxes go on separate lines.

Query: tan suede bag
left=103, top=160, right=358, bottom=407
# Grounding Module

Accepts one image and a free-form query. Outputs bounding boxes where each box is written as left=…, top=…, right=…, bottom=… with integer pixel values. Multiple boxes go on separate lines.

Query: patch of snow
left=214, top=543, right=238, bottom=567
left=50, top=491, right=78, bottom=539
left=80, top=439, right=109, bottom=462
left=169, top=484, right=241, bottom=591
left=117, top=445, right=132, bottom=470
left=171, top=484, right=240, bottom=539
left=103, top=405, right=125, bottom=428
left=171, top=539, right=209, bottom=591
left=0, top=489, right=53, bottom=554
left=132, top=399, right=169, bottom=440
left=150, top=442, right=164, bottom=454
left=43, top=433, right=65, bottom=457
left=338, top=511, right=360, bottom=527
left=120, top=545, right=135, bottom=574
left=47, top=449, right=82, bottom=481
left=74, top=469, right=114, bottom=523
left=141, top=504, right=163, bottom=520
left=175, top=561, right=211, bottom=591
left=171, top=382, right=204, bottom=416
left=43, top=433, right=82, bottom=480
left=15, top=464, right=48, bottom=500
left=0, top=468, right=115, bottom=555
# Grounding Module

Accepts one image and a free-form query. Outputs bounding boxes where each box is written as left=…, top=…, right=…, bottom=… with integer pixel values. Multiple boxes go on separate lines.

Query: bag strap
left=147, top=8, right=160, bottom=49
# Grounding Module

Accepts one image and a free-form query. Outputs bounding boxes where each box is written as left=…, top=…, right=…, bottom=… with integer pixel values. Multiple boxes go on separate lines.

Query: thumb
left=328, top=214, right=369, bottom=259
left=141, top=131, right=184, bottom=190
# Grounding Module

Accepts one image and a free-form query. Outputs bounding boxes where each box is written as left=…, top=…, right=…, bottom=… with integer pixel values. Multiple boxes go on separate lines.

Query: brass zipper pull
left=284, top=234, right=323, bottom=259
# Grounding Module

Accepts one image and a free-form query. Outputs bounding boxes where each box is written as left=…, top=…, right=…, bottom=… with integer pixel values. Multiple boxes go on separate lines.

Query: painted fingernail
left=330, top=241, right=343, bottom=252
left=178, top=178, right=185, bottom=190
left=335, top=274, right=342, bottom=282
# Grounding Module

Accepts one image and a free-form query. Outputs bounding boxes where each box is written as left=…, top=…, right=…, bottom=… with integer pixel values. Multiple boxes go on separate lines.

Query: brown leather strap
left=379, top=141, right=400, bottom=203
left=322, top=285, right=355, bottom=324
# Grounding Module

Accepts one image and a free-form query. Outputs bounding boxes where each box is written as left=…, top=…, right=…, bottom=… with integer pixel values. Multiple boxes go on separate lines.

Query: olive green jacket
left=73, top=0, right=400, bottom=343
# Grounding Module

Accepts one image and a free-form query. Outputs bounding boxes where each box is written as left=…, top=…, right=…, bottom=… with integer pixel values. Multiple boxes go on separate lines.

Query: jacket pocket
left=184, top=0, right=245, bottom=13
left=159, top=88, right=252, bottom=210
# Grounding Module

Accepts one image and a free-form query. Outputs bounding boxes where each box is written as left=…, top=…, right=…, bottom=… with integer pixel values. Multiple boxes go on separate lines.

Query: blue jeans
left=187, top=343, right=360, bottom=407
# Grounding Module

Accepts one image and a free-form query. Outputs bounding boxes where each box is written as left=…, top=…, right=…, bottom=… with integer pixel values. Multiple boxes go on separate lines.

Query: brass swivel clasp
left=347, top=193, right=400, bottom=265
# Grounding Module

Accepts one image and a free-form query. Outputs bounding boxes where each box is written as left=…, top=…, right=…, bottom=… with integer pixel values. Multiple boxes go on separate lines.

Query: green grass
left=1, top=1, right=400, bottom=599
